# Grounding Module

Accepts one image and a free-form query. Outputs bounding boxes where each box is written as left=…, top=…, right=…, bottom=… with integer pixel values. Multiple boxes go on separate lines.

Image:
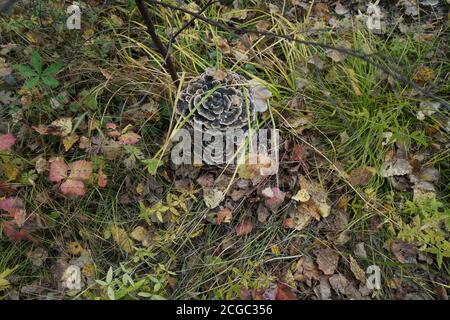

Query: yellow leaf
left=130, top=226, right=147, bottom=242
left=67, top=241, right=84, bottom=255
left=62, top=134, right=79, bottom=152
left=110, top=226, right=134, bottom=253
left=1, top=162, right=20, bottom=181
left=292, top=189, right=310, bottom=202
left=0, top=266, right=18, bottom=291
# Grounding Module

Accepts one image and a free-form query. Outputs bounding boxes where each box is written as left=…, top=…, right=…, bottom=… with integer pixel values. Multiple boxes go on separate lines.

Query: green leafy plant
left=94, top=264, right=170, bottom=300
left=13, top=51, right=62, bottom=88
left=397, top=199, right=450, bottom=268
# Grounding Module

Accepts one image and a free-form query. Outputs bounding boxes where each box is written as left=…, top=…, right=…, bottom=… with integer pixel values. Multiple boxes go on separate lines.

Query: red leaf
left=98, top=170, right=107, bottom=188
left=69, top=160, right=93, bottom=180
left=60, top=179, right=86, bottom=197
left=0, top=133, right=16, bottom=151
left=262, top=187, right=285, bottom=211
left=49, top=158, right=68, bottom=182
left=12, top=208, right=26, bottom=227
left=236, top=221, right=253, bottom=236
left=275, top=283, right=297, bottom=300
left=1, top=221, right=35, bottom=242
left=0, top=197, right=23, bottom=213
left=118, top=131, right=141, bottom=145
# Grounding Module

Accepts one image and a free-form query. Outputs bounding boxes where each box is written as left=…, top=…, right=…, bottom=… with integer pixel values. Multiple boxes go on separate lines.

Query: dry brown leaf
left=316, top=248, right=339, bottom=275
left=349, top=256, right=366, bottom=282
left=214, top=207, right=232, bottom=224
left=348, top=166, right=376, bottom=186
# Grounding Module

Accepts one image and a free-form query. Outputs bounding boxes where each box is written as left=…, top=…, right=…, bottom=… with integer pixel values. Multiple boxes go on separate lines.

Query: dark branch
left=144, top=0, right=449, bottom=110
left=135, top=0, right=179, bottom=86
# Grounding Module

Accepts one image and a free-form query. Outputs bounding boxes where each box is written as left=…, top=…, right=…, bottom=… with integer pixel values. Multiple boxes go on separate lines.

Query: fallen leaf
left=354, top=243, right=367, bottom=259
left=130, top=226, right=152, bottom=247
left=98, top=169, right=107, bottom=188
left=389, top=239, right=418, bottom=264
left=329, top=274, right=349, bottom=295
left=35, top=157, right=48, bottom=174
left=261, top=187, right=285, bottom=211
left=275, top=283, right=297, bottom=300
left=0, top=197, right=23, bottom=213
left=1, top=221, right=35, bottom=242
left=118, top=131, right=141, bottom=145
left=348, top=166, right=376, bottom=186
left=214, top=207, right=232, bottom=224
left=0, top=267, right=17, bottom=291
left=69, top=160, right=93, bottom=180
left=109, top=225, right=134, bottom=253
left=326, top=49, right=346, bottom=62
left=257, top=204, right=270, bottom=223
left=79, top=136, right=89, bottom=149
left=67, top=242, right=84, bottom=255
left=316, top=276, right=332, bottom=299
left=238, top=153, right=278, bottom=182
left=62, top=134, right=79, bottom=152
left=0, top=133, right=15, bottom=151
left=203, top=188, right=224, bottom=209
left=316, top=248, right=339, bottom=275
left=292, top=189, right=310, bottom=202
left=299, top=176, right=331, bottom=218
left=308, top=55, right=324, bottom=70
left=48, top=118, right=72, bottom=137
left=130, top=226, right=147, bottom=242
left=349, top=256, right=366, bottom=282
left=48, top=158, right=68, bottom=182
left=236, top=221, right=253, bottom=237
left=60, top=179, right=86, bottom=197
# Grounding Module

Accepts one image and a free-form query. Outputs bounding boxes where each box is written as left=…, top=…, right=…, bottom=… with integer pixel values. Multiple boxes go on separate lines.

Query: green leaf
left=106, top=266, right=113, bottom=284
left=95, top=280, right=108, bottom=286
left=41, top=75, right=59, bottom=87
left=25, top=77, right=40, bottom=88
left=142, top=158, right=163, bottom=175
left=30, top=51, right=42, bottom=73
left=0, top=266, right=18, bottom=291
left=138, top=292, right=153, bottom=298
left=107, top=286, right=115, bottom=300
left=12, top=64, right=38, bottom=78
left=43, top=63, right=62, bottom=76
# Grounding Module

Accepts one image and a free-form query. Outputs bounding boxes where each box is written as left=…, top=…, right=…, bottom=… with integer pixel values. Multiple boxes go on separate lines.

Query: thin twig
left=135, top=0, right=179, bottom=86
left=144, top=0, right=449, bottom=110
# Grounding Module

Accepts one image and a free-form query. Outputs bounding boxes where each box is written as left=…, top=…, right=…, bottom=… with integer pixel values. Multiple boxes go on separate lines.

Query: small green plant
left=139, top=191, right=196, bottom=224
left=13, top=51, right=62, bottom=88
left=94, top=264, right=170, bottom=300
left=397, top=199, right=450, bottom=268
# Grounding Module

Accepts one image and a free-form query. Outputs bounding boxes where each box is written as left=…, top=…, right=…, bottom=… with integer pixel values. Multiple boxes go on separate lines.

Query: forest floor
left=0, top=0, right=449, bottom=300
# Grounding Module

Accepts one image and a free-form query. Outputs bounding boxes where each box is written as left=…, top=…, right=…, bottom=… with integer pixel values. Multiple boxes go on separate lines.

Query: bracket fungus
left=175, top=68, right=259, bottom=131
left=174, top=69, right=272, bottom=165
